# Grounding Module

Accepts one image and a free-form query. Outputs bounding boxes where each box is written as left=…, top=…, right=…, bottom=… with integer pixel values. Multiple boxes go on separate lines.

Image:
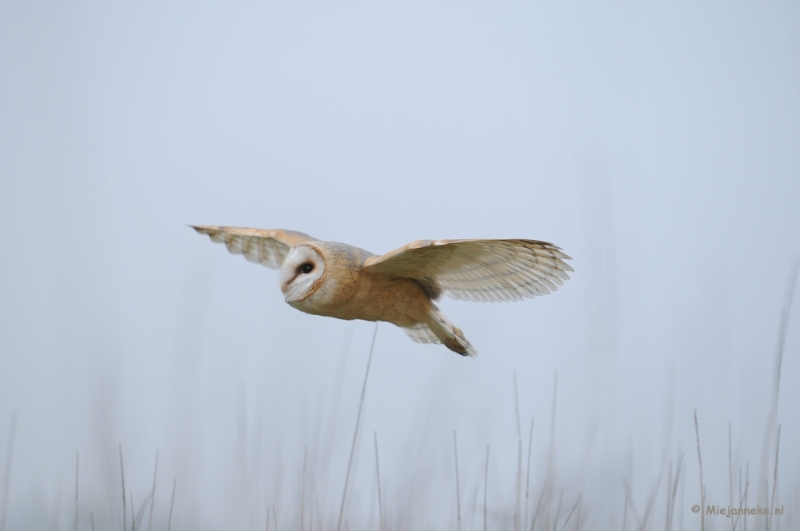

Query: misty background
left=1, top=1, right=799, bottom=529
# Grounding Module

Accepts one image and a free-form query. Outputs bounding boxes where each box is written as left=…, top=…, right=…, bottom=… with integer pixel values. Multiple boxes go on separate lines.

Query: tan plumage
left=192, top=225, right=573, bottom=357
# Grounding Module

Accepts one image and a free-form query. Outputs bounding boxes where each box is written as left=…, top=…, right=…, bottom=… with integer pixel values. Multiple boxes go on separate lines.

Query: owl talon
left=445, top=337, right=466, bottom=354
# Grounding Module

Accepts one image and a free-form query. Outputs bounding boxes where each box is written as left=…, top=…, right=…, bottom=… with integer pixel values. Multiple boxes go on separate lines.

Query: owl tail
left=426, top=307, right=478, bottom=357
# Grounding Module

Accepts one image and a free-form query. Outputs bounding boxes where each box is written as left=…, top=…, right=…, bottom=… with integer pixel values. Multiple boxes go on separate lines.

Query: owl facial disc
left=280, top=246, right=326, bottom=303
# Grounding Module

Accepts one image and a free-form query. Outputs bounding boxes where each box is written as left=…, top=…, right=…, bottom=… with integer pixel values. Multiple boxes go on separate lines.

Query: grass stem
left=119, top=444, right=126, bottom=531
left=167, top=478, right=176, bottom=531
left=74, top=452, right=79, bottom=531
left=336, top=323, right=378, bottom=531
left=768, top=425, right=781, bottom=531
left=0, top=413, right=16, bottom=531
left=694, top=409, right=705, bottom=531
left=525, top=418, right=533, bottom=531
left=147, top=450, right=158, bottom=531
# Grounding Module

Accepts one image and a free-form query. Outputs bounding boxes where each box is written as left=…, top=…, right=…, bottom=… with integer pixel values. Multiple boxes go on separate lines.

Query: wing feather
left=363, top=239, right=573, bottom=302
left=191, top=225, right=316, bottom=269
left=403, top=323, right=441, bottom=344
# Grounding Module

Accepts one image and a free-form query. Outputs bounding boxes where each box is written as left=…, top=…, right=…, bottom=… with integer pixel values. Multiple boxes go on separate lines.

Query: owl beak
left=282, top=277, right=305, bottom=303
left=281, top=280, right=291, bottom=295
left=283, top=285, right=304, bottom=304
left=280, top=273, right=299, bottom=295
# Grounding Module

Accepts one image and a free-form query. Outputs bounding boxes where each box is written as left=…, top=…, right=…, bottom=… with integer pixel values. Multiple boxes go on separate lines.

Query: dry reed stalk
left=694, top=409, right=705, bottom=531
left=525, top=418, right=534, bottom=531
left=119, top=444, right=126, bottom=531
left=768, top=425, right=781, bottom=531
left=665, top=459, right=673, bottom=531
left=167, top=478, right=176, bottom=531
left=729, top=423, right=735, bottom=531
left=337, top=323, right=378, bottom=531
left=74, top=452, right=79, bottom=531
left=760, top=260, right=797, bottom=529
left=531, top=479, right=546, bottom=531
left=0, top=413, right=16, bottom=531
left=622, top=491, right=628, bottom=531
left=544, top=373, right=558, bottom=531
left=514, top=373, right=522, bottom=531
left=665, top=452, right=683, bottom=531
left=736, top=462, right=750, bottom=531
left=147, top=451, right=158, bottom=531
left=559, top=495, right=581, bottom=531
left=552, top=489, right=564, bottom=530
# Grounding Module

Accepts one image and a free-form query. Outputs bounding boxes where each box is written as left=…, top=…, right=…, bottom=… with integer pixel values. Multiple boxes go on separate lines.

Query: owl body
left=284, top=241, right=433, bottom=327
left=192, top=225, right=573, bottom=357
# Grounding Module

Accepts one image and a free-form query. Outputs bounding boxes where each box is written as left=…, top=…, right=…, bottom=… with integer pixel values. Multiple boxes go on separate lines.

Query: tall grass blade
left=147, top=450, right=158, bottom=531
left=559, top=495, right=581, bottom=531
left=530, top=481, right=546, bottom=531
left=768, top=425, right=781, bottom=531
left=514, top=373, right=522, bottom=531
left=622, top=489, right=628, bottom=531
left=337, top=323, right=378, bottom=531
left=545, top=373, right=558, bottom=531
left=119, top=444, right=126, bottom=531
left=525, top=418, right=534, bottom=531
left=0, top=414, right=16, bottom=531
left=728, top=423, right=734, bottom=531
left=760, top=259, right=797, bottom=525
left=167, top=478, right=176, bottom=531
left=552, top=489, right=564, bottom=531
left=694, top=409, right=705, bottom=531
left=665, top=452, right=683, bottom=531
left=74, top=452, right=79, bottom=531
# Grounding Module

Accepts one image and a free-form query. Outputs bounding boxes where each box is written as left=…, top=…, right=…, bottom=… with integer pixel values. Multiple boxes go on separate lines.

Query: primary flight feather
left=192, top=225, right=572, bottom=357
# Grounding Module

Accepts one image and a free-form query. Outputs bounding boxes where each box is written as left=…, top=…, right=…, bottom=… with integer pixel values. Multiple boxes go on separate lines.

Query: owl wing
left=363, top=239, right=573, bottom=302
left=191, top=225, right=317, bottom=269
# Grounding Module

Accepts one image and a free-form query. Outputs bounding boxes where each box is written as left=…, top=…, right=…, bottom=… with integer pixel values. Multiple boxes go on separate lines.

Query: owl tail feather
left=426, top=307, right=478, bottom=357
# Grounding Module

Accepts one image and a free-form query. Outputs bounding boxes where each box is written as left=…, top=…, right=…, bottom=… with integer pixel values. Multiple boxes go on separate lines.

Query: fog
left=1, top=1, right=799, bottom=529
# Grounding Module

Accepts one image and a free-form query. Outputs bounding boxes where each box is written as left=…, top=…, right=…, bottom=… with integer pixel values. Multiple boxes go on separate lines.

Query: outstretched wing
left=191, top=225, right=317, bottom=269
left=363, top=239, right=573, bottom=302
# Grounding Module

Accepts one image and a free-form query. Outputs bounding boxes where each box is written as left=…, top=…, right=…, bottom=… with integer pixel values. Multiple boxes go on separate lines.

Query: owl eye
left=299, top=263, right=314, bottom=274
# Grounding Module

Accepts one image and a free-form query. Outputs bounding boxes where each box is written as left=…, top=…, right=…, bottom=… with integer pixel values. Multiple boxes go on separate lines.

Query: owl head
left=279, top=242, right=376, bottom=316
left=280, top=245, right=326, bottom=304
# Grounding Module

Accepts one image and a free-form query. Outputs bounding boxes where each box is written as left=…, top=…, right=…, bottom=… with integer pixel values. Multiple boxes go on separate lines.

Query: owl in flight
left=192, top=226, right=572, bottom=357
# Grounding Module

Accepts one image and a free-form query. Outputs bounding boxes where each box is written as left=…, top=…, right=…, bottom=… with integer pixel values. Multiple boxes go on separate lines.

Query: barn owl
left=192, top=226, right=572, bottom=357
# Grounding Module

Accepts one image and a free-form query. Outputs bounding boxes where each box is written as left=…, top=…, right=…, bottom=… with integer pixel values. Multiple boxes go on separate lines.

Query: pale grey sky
left=1, top=1, right=799, bottom=529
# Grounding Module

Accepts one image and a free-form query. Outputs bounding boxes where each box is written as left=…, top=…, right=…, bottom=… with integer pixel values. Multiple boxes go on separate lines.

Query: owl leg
left=426, top=307, right=478, bottom=357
